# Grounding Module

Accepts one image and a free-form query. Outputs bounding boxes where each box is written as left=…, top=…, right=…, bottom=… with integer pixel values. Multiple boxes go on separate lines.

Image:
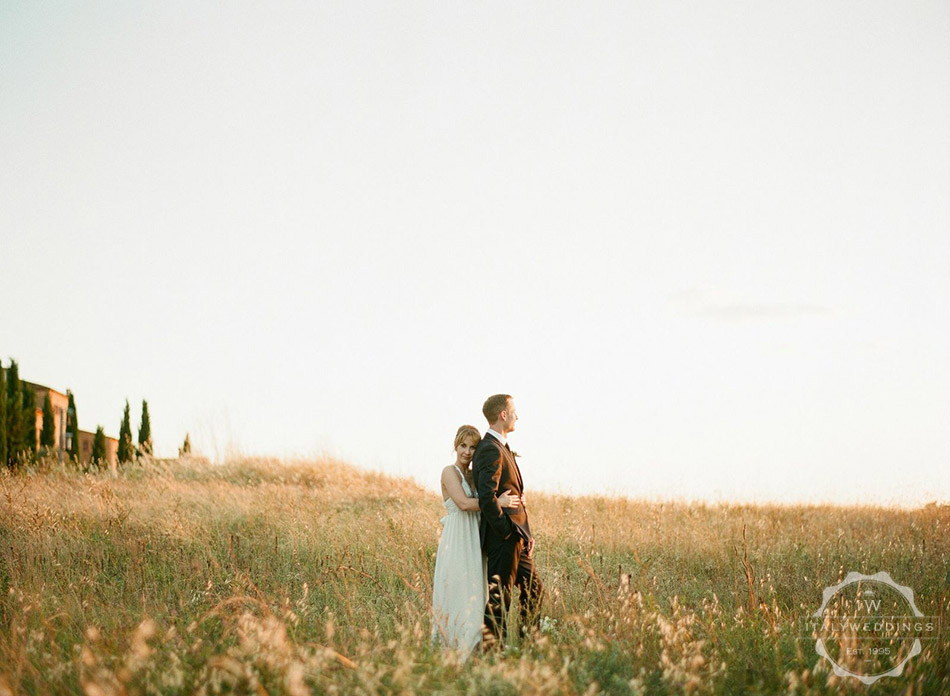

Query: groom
left=474, top=394, right=543, bottom=646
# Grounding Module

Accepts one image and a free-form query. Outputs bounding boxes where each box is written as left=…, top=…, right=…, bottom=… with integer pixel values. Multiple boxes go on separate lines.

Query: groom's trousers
left=484, top=535, right=544, bottom=644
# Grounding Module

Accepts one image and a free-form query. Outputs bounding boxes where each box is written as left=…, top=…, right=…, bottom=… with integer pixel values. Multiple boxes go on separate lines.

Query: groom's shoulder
left=477, top=433, right=498, bottom=448
left=475, top=433, right=501, bottom=457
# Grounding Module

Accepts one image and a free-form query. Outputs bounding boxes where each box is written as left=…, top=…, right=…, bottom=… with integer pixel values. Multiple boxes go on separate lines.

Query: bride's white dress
left=430, top=465, right=488, bottom=660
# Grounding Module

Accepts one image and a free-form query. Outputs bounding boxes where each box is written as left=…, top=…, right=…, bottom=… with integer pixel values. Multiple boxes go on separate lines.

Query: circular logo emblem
left=811, top=571, right=932, bottom=684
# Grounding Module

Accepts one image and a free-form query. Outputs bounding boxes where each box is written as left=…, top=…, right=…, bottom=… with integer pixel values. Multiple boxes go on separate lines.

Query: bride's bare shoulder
left=440, top=465, right=459, bottom=480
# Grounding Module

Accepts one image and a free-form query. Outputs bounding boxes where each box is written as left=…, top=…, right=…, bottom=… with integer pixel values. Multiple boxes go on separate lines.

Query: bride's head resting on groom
left=482, top=393, right=516, bottom=433
left=454, top=425, right=481, bottom=472
left=454, top=425, right=480, bottom=451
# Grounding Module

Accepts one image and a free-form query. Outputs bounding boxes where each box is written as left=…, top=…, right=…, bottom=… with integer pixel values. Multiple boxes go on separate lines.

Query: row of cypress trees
left=1, top=358, right=153, bottom=469
left=119, top=398, right=153, bottom=462
left=0, top=360, right=36, bottom=468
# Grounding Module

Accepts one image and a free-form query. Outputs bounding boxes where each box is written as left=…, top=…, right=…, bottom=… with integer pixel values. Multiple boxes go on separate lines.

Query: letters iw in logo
left=806, top=571, right=938, bottom=684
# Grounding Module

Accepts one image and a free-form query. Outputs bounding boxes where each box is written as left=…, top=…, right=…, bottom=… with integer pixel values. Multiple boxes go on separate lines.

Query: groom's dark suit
left=474, top=431, right=543, bottom=644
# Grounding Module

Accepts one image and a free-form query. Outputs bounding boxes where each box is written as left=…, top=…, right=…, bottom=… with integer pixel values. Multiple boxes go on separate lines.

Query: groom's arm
left=474, top=443, right=516, bottom=541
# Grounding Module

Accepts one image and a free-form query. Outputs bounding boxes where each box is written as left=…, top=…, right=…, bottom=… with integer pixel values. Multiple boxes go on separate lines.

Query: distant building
left=24, top=381, right=68, bottom=451
left=24, top=381, right=118, bottom=466
left=78, top=428, right=118, bottom=466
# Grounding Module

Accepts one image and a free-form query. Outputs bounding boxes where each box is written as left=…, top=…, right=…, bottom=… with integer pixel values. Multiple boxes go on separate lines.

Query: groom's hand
left=526, top=538, right=536, bottom=558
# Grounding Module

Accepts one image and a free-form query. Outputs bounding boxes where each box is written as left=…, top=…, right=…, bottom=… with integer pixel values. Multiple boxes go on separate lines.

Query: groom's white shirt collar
left=486, top=429, right=507, bottom=446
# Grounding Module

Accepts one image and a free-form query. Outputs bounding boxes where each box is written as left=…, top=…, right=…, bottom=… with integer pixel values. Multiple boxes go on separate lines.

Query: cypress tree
left=40, top=392, right=56, bottom=449
left=118, top=400, right=134, bottom=464
left=67, top=391, right=80, bottom=461
left=137, top=399, right=152, bottom=456
left=0, top=362, right=7, bottom=468
left=180, top=433, right=192, bottom=456
left=20, top=383, right=36, bottom=460
left=4, top=360, right=22, bottom=468
left=91, top=426, right=107, bottom=468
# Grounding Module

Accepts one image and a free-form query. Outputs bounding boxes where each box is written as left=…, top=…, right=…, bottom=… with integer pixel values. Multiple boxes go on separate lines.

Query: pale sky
left=2, top=1, right=948, bottom=506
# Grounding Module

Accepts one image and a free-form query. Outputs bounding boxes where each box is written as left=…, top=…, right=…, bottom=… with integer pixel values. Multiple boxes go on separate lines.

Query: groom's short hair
left=482, top=394, right=512, bottom=424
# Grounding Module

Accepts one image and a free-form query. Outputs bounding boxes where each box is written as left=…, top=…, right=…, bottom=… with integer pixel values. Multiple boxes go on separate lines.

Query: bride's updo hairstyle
left=454, top=425, right=481, bottom=450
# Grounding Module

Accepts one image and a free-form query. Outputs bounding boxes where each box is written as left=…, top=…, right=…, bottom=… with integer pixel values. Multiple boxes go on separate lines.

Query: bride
left=431, top=425, right=520, bottom=660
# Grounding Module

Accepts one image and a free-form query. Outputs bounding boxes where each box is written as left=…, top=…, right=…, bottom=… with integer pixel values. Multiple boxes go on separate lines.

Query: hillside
left=1, top=456, right=947, bottom=694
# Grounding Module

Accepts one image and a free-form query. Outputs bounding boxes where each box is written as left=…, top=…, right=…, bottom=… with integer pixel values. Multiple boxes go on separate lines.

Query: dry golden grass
left=0, top=456, right=947, bottom=695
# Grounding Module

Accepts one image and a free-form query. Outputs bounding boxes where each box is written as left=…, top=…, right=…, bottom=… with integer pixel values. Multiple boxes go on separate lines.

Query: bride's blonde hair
left=454, top=425, right=481, bottom=450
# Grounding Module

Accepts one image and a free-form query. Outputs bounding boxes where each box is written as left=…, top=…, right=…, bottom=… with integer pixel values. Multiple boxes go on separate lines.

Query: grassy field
left=0, top=456, right=947, bottom=695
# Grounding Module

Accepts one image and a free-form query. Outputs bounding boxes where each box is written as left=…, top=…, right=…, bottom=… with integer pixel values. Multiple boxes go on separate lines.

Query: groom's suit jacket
left=474, top=432, right=532, bottom=549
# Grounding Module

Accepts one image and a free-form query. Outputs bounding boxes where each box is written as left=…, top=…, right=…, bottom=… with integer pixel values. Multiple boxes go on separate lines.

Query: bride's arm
left=441, top=467, right=480, bottom=512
